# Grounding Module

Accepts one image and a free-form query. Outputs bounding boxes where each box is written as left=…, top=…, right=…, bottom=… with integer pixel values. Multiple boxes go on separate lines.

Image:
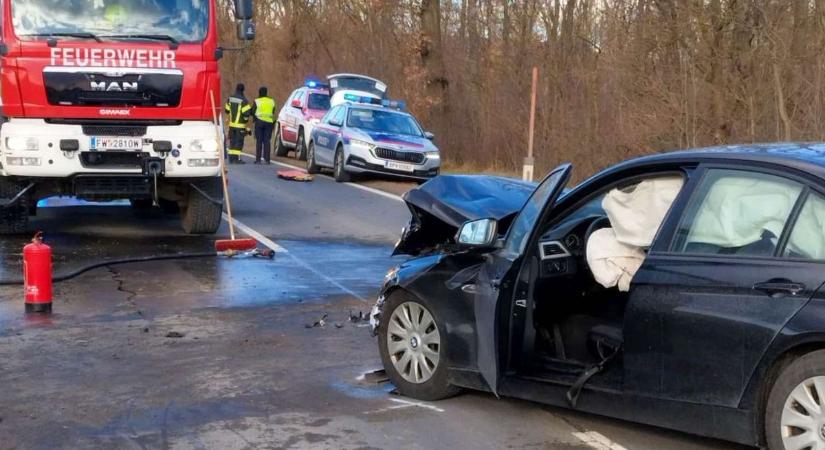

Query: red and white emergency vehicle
left=0, top=0, right=255, bottom=234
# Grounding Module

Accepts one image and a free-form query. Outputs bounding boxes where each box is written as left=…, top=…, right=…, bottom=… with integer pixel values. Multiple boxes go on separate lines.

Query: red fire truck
left=0, top=0, right=255, bottom=234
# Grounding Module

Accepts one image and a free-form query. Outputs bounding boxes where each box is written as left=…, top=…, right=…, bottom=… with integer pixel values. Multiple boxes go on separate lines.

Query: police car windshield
left=13, top=0, right=209, bottom=43
left=347, top=109, right=423, bottom=137
left=308, top=93, right=330, bottom=111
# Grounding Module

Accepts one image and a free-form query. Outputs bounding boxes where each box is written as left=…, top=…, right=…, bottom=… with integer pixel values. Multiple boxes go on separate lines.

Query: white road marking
left=239, top=152, right=405, bottom=203
left=572, top=431, right=628, bottom=450
left=388, top=398, right=445, bottom=412
left=221, top=213, right=368, bottom=302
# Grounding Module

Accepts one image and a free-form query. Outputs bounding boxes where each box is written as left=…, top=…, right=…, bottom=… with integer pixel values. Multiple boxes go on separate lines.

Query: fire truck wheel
left=181, top=179, right=223, bottom=234
left=274, top=124, right=289, bottom=157
left=0, top=178, right=28, bottom=235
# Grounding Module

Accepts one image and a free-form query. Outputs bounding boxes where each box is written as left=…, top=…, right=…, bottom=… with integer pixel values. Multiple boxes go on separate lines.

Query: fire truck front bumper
left=0, top=119, right=223, bottom=178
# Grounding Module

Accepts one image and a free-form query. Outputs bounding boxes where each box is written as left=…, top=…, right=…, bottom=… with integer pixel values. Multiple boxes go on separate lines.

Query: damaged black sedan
left=371, top=144, right=825, bottom=449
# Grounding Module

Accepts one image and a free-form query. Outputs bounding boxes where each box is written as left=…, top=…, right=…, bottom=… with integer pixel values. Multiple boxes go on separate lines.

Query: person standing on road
left=224, top=83, right=252, bottom=164
left=251, top=86, right=276, bottom=164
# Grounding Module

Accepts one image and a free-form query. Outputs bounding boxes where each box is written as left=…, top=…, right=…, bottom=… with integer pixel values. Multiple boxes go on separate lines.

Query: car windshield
left=308, top=93, right=330, bottom=111
left=12, top=0, right=209, bottom=43
left=347, top=109, right=423, bottom=137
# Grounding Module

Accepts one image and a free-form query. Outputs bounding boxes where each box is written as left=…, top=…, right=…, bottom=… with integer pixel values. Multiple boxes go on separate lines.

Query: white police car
left=307, top=95, right=440, bottom=182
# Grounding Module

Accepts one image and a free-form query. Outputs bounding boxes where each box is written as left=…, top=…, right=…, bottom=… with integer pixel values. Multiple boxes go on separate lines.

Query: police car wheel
left=334, top=147, right=351, bottom=183
left=274, top=125, right=289, bottom=157
left=296, top=130, right=307, bottom=161
left=307, top=142, right=320, bottom=174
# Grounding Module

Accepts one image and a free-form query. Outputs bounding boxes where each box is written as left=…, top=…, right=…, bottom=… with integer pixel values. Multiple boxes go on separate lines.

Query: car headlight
left=6, top=136, right=39, bottom=151
left=349, top=139, right=374, bottom=151
left=425, top=151, right=440, bottom=159
left=384, top=267, right=399, bottom=284
left=190, top=138, right=219, bottom=153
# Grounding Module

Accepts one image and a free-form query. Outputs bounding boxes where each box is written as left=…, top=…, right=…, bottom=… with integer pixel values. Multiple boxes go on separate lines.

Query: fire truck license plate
left=90, top=137, right=143, bottom=151
left=385, top=161, right=415, bottom=172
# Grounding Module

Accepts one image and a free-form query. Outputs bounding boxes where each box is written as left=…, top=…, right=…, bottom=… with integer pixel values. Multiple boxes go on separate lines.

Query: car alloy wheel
left=780, top=376, right=825, bottom=450
left=386, top=301, right=441, bottom=384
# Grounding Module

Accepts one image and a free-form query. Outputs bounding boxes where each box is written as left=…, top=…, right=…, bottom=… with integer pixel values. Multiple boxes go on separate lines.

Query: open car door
left=475, top=164, right=572, bottom=395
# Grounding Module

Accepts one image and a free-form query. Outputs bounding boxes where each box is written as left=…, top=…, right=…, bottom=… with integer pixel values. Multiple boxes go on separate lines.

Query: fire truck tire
left=274, top=124, right=289, bottom=157
left=181, top=179, right=223, bottom=234
left=0, top=178, right=28, bottom=235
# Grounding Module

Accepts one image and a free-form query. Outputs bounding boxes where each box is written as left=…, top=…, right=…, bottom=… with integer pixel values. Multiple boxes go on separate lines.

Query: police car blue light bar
left=343, top=93, right=381, bottom=105
left=305, top=78, right=329, bottom=89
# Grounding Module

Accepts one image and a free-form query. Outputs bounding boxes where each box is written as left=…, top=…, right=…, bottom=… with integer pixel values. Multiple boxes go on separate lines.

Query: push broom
left=209, top=90, right=257, bottom=253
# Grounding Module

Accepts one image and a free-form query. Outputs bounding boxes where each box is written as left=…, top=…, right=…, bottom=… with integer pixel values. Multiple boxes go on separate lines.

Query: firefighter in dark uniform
left=251, top=86, right=276, bottom=164
left=224, top=83, right=252, bottom=164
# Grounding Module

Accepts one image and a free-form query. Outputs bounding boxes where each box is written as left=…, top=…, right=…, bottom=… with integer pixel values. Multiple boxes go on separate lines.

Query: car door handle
left=753, top=279, right=806, bottom=297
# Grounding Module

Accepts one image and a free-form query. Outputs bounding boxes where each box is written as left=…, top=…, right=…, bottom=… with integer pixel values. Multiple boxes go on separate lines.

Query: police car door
left=316, top=106, right=343, bottom=166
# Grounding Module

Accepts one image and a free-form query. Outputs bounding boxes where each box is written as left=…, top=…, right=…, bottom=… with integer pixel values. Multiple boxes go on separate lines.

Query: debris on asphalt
left=358, top=369, right=389, bottom=385
left=277, top=170, right=314, bottom=182
left=142, top=327, right=149, bottom=333
left=335, top=323, right=344, bottom=329
left=349, top=310, right=365, bottom=323
left=305, top=314, right=328, bottom=328
left=165, top=331, right=186, bottom=338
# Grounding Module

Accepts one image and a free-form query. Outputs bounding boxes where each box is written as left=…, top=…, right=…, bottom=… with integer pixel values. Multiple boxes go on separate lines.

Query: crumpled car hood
left=394, top=175, right=536, bottom=256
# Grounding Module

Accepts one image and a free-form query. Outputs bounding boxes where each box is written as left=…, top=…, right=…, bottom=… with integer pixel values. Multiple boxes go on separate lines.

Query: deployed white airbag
left=587, top=175, right=684, bottom=291
left=586, top=228, right=645, bottom=292
left=602, top=176, right=684, bottom=247
left=685, top=175, right=801, bottom=249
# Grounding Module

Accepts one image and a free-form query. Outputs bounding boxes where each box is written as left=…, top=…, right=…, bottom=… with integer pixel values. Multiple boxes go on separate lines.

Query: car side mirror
left=456, top=218, right=498, bottom=247
left=291, top=99, right=302, bottom=109
left=329, top=119, right=342, bottom=127
left=234, top=0, right=253, bottom=20
left=424, top=131, right=435, bottom=140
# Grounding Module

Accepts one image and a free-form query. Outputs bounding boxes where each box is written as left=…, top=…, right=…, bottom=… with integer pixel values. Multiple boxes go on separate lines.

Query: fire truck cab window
left=12, top=0, right=209, bottom=43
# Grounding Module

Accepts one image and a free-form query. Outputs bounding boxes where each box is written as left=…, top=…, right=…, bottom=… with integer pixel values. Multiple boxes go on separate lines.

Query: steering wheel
left=583, top=216, right=612, bottom=258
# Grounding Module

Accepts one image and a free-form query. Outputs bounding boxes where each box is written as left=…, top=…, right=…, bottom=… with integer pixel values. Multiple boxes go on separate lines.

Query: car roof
left=327, top=73, right=384, bottom=84
left=614, top=143, right=825, bottom=180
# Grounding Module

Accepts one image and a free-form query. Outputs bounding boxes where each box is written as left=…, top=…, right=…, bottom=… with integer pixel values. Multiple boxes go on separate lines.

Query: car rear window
left=308, top=93, right=330, bottom=111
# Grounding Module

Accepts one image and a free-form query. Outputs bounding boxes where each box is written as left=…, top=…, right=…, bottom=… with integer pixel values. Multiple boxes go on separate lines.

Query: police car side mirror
left=424, top=131, right=435, bottom=140
left=234, top=0, right=253, bottom=20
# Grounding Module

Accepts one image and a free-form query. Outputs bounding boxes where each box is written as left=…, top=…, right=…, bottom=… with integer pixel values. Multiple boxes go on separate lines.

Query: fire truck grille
left=82, top=125, right=147, bottom=137
left=374, top=148, right=425, bottom=164
left=74, top=176, right=151, bottom=200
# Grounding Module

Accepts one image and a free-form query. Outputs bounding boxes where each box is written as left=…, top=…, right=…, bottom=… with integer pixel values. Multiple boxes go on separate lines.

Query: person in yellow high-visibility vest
left=251, top=86, right=277, bottom=164
left=224, top=83, right=252, bottom=164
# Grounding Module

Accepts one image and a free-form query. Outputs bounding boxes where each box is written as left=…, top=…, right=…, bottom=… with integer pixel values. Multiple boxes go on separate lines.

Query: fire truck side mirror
left=237, top=20, right=256, bottom=41
left=234, top=0, right=253, bottom=20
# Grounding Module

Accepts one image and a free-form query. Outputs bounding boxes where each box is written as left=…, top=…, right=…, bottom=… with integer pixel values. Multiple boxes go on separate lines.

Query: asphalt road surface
left=0, top=154, right=750, bottom=450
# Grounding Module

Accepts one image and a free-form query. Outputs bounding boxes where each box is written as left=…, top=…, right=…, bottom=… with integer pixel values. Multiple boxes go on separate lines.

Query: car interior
left=516, top=173, right=685, bottom=400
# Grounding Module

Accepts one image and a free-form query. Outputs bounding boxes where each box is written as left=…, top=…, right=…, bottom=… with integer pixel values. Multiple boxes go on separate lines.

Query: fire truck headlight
left=6, top=157, right=41, bottom=166
left=6, top=137, right=39, bottom=151
left=309, top=118, right=321, bottom=125
left=190, top=138, right=219, bottom=153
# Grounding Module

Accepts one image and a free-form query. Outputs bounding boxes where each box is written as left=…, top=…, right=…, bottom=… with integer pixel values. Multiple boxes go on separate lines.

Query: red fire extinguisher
left=24, top=231, right=52, bottom=313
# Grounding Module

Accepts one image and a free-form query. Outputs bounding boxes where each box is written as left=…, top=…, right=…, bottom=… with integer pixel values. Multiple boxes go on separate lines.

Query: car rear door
left=475, top=164, right=572, bottom=395
left=315, top=106, right=344, bottom=166
left=624, top=165, right=825, bottom=407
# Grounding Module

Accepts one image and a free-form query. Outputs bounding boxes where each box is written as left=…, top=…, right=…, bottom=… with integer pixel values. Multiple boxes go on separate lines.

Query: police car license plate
left=385, top=161, right=414, bottom=172
left=90, top=137, right=143, bottom=151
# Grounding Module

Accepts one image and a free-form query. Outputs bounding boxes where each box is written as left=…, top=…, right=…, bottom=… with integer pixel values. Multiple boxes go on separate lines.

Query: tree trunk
left=419, top=0, right=449, bottom=117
